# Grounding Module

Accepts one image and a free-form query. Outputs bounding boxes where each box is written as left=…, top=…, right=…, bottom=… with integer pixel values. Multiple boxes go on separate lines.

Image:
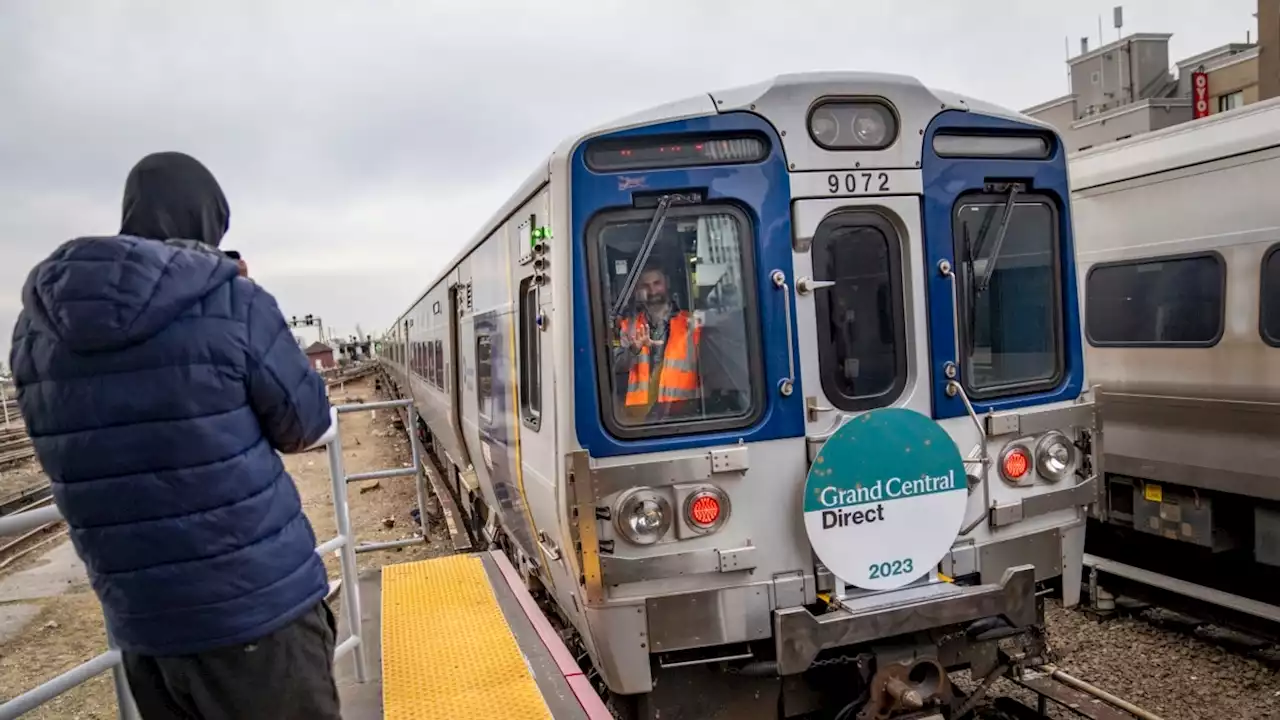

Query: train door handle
left=806, top=396, right=835, bottom=422
left=771, top=269, right=796, bottom=397
left=537, top=531, right=562, bottom=561
left=796, top=277, right=835, bottom=295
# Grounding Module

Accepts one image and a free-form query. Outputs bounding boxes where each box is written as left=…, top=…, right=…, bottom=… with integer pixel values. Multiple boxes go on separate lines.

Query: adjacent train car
left=1070, top=98, right=1280, bottom=580
left=380, top=72, right=1099, bottom=719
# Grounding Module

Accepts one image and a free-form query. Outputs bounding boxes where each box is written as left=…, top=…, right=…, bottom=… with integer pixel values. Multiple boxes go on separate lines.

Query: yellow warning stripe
left=382, top=555, right=552, bottom=719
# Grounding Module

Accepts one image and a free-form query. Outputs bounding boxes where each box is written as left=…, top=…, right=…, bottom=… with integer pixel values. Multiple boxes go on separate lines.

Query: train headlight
left=684, top=487, right=730, bottom=534
left=809, top=107, right=840, bottom=146
left=614, top=488, right=671, bottom=545
left=806, top=100, right=898, bottom=150
left=999, top=443, right=1032, bottom=485
left=1035, top=432, right=1076, bottom=483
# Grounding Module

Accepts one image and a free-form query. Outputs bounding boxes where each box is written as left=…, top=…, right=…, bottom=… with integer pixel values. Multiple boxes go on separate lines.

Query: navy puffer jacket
left=9, top=235, right=332, bottom=656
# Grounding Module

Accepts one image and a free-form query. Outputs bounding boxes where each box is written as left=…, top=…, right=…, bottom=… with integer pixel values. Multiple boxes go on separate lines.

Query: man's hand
left=631, top=323, right=652, bottom=348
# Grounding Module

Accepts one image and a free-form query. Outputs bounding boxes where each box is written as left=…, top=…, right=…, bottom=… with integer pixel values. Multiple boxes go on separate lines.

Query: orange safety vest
left=618, top=311, right=701, bottom=407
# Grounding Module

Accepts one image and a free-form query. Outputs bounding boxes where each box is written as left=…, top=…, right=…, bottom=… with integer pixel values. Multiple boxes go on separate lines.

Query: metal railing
left=0, top=394, right=426, bottom=718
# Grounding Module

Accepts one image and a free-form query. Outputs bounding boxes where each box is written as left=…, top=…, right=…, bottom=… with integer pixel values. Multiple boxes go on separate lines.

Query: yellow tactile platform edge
left=382, top=554, right=553, bottom=720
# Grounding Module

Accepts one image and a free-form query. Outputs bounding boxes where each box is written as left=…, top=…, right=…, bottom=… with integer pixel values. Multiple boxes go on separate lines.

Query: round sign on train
left=803, top=408, right=968, bottom=591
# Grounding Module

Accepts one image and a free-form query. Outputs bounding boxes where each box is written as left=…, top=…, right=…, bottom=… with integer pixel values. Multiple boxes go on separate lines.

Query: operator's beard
left=645, top=298, right=670, bottom=324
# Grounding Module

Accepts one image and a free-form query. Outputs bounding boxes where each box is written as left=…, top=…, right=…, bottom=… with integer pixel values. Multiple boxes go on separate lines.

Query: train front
left=563, top=73, right=1098, bottom=719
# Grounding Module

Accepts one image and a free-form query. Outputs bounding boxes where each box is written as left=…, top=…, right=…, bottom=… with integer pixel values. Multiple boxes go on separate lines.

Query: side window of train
left=427, top=338, right=436, bottom=385
left=475, top=330, right=494, bottom=422
left=518, top=278, right=542, bottom=431
left=811, top=211, right=907, bottom=411
left=1086, top=252, right=1226, bottom=347
left=1263, top=244, right=1280, bottom=347
left=587, top=204, right=764, bottom=438
left=434, top=340, right=445, bottom=390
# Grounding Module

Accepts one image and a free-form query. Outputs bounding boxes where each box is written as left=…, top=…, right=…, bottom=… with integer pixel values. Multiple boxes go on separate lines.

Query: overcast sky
left=0, top=0, right=1258, bottom=363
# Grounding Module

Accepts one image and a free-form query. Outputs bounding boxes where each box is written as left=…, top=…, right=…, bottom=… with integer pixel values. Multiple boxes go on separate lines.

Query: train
left=1070, top=97, right=1280, bottom=604
left=377, top=72, right=1100, bottom=719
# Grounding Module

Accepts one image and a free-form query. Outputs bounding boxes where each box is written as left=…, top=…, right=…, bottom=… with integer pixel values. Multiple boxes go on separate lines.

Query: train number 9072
left=828, top=171, right=891, bottom=195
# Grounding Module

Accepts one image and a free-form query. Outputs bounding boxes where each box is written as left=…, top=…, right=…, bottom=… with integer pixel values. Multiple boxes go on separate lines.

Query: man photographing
left=224, top=249, right=248, bottom=278
left=8, top=151, right=340, bottom=719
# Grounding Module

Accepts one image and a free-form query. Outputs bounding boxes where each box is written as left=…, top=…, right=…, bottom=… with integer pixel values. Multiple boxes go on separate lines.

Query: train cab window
left=588, top=205, right=762, bottom=438
left=811, top=212, right=906, bottom=410
left=1086, top=253, right=1225, bottom=347
left=952, top=194, right=1063, bottom=398
left=518, top=278, right=542, bottom=430
left=1263, top=244, right=1280, bottom=347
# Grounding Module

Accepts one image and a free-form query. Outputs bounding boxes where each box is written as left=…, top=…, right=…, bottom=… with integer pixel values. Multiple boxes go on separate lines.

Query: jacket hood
left=21, top=235, right=241, bottom=353
left=120, top=152, right=230, bottom=248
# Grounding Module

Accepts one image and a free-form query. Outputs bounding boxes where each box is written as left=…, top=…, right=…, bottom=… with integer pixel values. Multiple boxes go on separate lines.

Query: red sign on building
left=1192, top=71, right=1210, bottom=119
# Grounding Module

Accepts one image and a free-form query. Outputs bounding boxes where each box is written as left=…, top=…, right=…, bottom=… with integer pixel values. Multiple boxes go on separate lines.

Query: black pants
left=122, top=600, right=341, bottom=720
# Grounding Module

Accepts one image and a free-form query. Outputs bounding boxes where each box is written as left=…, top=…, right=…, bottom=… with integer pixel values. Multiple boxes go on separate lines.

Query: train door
left=790, top=195, right=932, bottom=450
left=509, top=206, right=578, bottom=614
left=402, top=318, right=414, bottom=398
left=446, top=282, right=474, bottom=475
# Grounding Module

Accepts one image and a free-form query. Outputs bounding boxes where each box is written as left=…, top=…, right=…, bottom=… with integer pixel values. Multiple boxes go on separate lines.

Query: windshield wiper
left=610, top=194, right=673, bottom=320
left=961, top=223, right=977, bottom=357
left=973, top=185, right=1020, bottom=295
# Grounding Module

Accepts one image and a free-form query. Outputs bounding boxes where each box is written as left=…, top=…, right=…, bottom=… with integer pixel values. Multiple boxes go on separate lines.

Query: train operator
left=613, top=265, right=703, bottom=420
left=8, top=152, right=341, bottom=720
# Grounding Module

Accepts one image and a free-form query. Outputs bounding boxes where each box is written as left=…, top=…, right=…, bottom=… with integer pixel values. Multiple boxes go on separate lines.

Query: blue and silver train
left=379, top=72, right=1099, bottom=719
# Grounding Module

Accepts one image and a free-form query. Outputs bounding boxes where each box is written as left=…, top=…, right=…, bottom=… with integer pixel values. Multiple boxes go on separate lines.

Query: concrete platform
left=335, top=569, right=384, bottom=720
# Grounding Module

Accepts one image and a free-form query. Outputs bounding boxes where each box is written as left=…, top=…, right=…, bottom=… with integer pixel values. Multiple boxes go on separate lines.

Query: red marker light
left=689, top=493, right=722, bottom=527
left=1002, top=448, right=1030, bottom=479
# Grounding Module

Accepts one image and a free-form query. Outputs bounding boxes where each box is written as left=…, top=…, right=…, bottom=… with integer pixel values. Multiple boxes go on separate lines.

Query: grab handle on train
left=771, top=269, right=796, bottom=397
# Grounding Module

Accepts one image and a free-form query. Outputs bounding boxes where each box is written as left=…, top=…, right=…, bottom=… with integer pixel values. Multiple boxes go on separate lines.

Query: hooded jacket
left=7, top=152, right=332, bottom=656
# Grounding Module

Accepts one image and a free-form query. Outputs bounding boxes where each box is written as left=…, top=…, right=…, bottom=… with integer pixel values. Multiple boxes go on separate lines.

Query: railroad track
left=0, top=495, right=64, bottom=571
left=950, top=661, right=1165, bottom=720
left=0, top=423, right=34, bottom=468
left=323, top=363, right=379, bottom=389
left=0, top=445, right=35, bottom=467
left=1083, top=553, right=1280, bottom=667
left=0, top=479, right=50, bottom=518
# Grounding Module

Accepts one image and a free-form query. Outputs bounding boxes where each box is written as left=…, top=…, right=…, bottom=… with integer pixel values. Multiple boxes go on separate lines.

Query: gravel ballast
left=960, top=600, right=1280, bottom=719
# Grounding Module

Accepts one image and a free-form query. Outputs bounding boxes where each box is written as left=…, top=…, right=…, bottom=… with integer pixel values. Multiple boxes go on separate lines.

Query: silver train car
left=379, top=72, right=1100, bottom=719
left=1071, top=97, right=1280, bottom=572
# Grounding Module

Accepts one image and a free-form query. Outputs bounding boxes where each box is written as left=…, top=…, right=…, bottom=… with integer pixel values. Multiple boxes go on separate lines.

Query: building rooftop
left=1070, top=32, right=1174, bottom=66
left=1070, top=96, right=1191, bottom=130
left=1175, top=42, right=1257, bottom=71
left=1022, top=93, right=1075, bottom=115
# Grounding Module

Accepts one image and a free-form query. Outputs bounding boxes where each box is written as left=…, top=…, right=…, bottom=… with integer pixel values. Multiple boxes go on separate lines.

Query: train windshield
left=588, top=205, right=760, bottom=436
left=953, top=194, right=1062, bottom=397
